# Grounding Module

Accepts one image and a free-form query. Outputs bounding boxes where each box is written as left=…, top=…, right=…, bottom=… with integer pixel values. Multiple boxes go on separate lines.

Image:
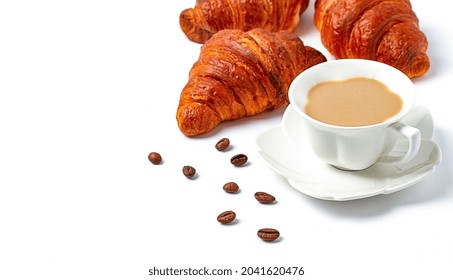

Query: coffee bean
left=230, top=154, right=248, bottom=166
left=217, top=210, right=236, bottom=224
left=182, top=165, right=196, bottom=179
left=254, top=192, right=276, bottom=204
left=148, top=152, right=162, bottom=165
left=215, top=138, right=230, bottom=151
left=223, top=182, right=239, bottom=193
left=257, top=228, right=280, bottom=241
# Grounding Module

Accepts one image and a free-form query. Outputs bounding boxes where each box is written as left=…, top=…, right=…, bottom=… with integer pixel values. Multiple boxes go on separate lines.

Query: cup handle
left=379, top=122, right=421, bottom=166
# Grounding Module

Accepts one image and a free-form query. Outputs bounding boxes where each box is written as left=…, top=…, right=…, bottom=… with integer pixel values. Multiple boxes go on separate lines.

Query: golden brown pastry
left=180, top=0, right=310, bottom=43
left=314, top=0, right=430, bottom=78
left=176, top=28, right=326, bottom=136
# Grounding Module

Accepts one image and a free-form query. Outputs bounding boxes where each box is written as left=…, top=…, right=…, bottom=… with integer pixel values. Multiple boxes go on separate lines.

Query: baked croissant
left=176, top=28, right=326, bottom=136
left=314, top=0, right=430, bottom=78
left=180, top=0, right=309, bottom=43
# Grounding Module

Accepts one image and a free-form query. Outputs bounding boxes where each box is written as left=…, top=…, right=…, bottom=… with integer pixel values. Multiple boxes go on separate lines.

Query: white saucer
left=255, top=106, right=442, bottom=201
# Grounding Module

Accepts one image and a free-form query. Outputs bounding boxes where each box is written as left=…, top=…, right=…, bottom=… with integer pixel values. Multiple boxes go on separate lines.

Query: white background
left=1, top=1, right=452, bottom=279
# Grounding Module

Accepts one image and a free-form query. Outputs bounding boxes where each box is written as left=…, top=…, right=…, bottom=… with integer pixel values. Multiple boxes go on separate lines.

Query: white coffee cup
left=287, top=59, right=421, bottom=171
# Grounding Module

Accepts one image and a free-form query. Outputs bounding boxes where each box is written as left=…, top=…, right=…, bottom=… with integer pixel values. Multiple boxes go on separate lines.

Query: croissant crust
left=176, top=28, right=326, bottom=136
left=180, top=0, right=309, bottom=43
left=314, top=0, right=430, bottom=78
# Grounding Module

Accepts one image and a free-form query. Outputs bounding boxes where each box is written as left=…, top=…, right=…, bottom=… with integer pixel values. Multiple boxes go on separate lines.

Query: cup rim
left=288, top=59, right=416, bottom=130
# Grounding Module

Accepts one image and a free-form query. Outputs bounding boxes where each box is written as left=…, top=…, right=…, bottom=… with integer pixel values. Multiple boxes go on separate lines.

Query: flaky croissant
left=314, top=0, right=430, bottom=78
left=176, top=28, right=326, bottom=136
left=180, top=0, right=309, bottom=43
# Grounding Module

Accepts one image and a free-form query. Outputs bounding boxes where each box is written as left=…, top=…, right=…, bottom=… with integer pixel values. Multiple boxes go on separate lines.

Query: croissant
left=314, top=0, right=430, bottom=78
left=180, top=0, right=309, bottom=43
left=176, top=28, right=326, bottom=136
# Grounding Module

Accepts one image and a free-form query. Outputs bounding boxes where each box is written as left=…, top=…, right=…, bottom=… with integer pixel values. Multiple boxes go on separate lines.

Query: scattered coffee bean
left=223, top=182, right=239, bottom=193
left=148, top=152, right=162, bottom=165
left=215, top=138, right=230, bottom=151
left=182, top=165, right=196, bottom=179
left=257, top=228, right=280, bottom=241
left=254, top=192, right=276, bottom=204
left=217, top=210, right=236, bottom=224
left=230, top=154, right=248, bottom=166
